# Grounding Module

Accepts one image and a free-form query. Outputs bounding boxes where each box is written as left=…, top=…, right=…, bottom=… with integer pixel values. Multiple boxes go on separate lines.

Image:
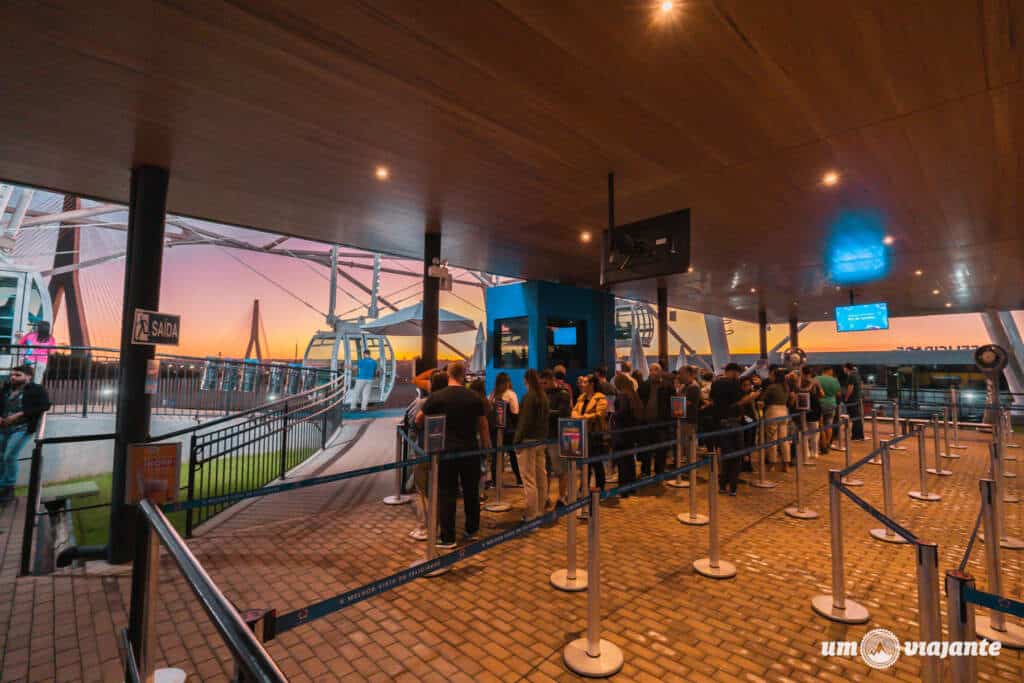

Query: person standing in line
left=468, top=378, right=492, bottom=500
left=738, top=376, right=760, bottom=471
left=617, top=362, right=639, bottom=391
left=349, top=349, right=378, bottom=412
left=708, top=363, right=756, bottom=496
left=572, top=375, right=608, bottom=491
left=843, top=362, right=865, bottom=440
left=407, top=371, right=449, bottom=541
left=0, top=366, right=51, bottom=504
left=761, top=368, right=791, bottom=472
left=489, top=372, right=523, bottom=488
left=552, top=364, right=574, bottom=405
left=540, top=369, right=572, bottom=509
left=17, top=322, right=56, bottom=382
left=611, top=374, right=641, bottom=496
left=638, top=363, right=672, bottom=477
left=817, top=366, right=842, bottom=454
left=416, top=362, right=490, bottom=548
left=799, top=366, right=824, bottom=464
left=514, top=369, right=550, bottom=520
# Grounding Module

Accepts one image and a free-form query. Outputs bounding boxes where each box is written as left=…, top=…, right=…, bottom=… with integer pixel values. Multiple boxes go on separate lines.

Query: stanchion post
left=951, top=387, right=967, bottom=449
left=693, top=450, right=736, bottom=578
left=945, top=570, right=977, bottom=683
left=678, top=431, right=708, bottom=525
left=870, top=406, right=881, bottom=464
left=18, top=441, right=43, bottom=576
left=940, top=407, right=958, bottom=460
left=811, top=470, right=870, bottom=623
left=840, top=415, right=863, bottom=487
left=751, top=410, right=778, bottom=489
left=975, top=478, right=1024, bottom=646
left=551, top=457, right=587, bottom=591
left=926, top=416, right=952, bottom=476
left=890, top=401, right=906, bottom=450
left=484, top=429, right=511, bottom=513
left=910, top=426, right=941, bottom=502
left=383, top=426, right=412, bottom=505
left=127, top=520, right=159, bottom=680
left=562, top=488, right=624, bottom=677
left=1006, top=407, right=1020, bottom=449
left=869, top=445, right=907, bottom=544
left=986, top=442, right=1024, bottom=550
left=916, top=542, right=942, bottom=683
left=665, top=419, right=688, bottom=488
left=785, top=427, right=818, bottom=520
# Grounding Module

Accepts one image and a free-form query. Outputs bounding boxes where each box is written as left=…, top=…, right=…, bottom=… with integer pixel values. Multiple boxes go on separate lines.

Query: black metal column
left=758, top=310, right=768, bottom=360
left=789, top=316, right=799, bottom=350
left=420, top=231, right=441, bottom=372
left=656, top=284, right=668, bottom=368
left=109, top=166, right=168, bottom=563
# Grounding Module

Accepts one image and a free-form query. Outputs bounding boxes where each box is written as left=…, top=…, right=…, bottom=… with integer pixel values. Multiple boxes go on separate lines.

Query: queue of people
left=404, top=358, right=865, bottom=547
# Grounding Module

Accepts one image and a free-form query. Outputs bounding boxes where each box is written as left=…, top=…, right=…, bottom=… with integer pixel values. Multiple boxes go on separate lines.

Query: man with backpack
left=0, top=365, right=51, bottom=504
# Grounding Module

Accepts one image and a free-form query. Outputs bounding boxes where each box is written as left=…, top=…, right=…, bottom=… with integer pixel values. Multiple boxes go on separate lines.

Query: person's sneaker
left=436, top=539, right=457, bottom=550
left=718, top=487, right=728, bottom=495
left=409, top=528, right=428, bottom=541
left=728, top=490, right=738, bottom=497
left=462, top=533, right=479, bottom=544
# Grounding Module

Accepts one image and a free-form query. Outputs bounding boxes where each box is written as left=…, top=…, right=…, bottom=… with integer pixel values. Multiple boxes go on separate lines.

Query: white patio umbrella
left=468, top=322, right=487, bottom=374
left=629, top=328, right=649, bottom=378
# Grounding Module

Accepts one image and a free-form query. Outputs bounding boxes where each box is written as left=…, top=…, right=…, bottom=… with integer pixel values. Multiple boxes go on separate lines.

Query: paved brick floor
left=1, top=419, right=1023, bottom=682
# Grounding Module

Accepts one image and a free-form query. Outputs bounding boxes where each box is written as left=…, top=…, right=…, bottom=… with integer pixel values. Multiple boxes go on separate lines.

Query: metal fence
left=4, top=345, right=338, bottom=417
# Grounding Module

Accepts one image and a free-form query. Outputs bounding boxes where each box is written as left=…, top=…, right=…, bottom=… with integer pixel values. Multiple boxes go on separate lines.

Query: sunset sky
left=9, top=185, right=1016, bottom=363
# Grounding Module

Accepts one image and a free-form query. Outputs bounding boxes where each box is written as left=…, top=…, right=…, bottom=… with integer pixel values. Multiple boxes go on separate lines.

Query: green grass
left=19, top=447, right=317, bottom=546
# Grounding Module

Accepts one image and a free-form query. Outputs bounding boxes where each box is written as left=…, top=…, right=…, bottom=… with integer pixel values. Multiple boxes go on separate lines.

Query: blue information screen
left=835, top=302, right=889, bottom=332
left=552, top=327, right=577, bottom=345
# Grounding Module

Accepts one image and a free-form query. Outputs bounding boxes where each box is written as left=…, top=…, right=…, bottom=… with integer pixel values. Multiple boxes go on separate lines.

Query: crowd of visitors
left=404, top=357, right=865, bottom=546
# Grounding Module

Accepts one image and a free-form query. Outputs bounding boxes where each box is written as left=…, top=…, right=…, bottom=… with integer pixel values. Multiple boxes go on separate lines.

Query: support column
left=656, top=284, right=668, bottom=369
left=109, top=166, right=169, bottom=563
left=758, top=310, right=768, bottom=360
left=789, top=316, right=799, bottom=349
left=704, top=315, right=730, bottom=373
left=420, top=231, right=441, bottom=372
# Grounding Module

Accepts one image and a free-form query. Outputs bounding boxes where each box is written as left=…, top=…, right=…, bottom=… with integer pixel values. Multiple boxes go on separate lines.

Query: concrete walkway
left=0, top=421, right=1023, bottom=682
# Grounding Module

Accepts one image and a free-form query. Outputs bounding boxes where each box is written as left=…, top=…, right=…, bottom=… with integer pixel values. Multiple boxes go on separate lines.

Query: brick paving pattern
left=1, top=418, right=1022, bottom=681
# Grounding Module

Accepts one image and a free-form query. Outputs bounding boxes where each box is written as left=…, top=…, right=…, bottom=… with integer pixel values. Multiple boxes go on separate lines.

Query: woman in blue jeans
left=0, top=365, right=51, bottom=504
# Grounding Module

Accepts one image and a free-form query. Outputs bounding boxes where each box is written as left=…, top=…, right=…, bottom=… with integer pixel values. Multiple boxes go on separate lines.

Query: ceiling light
left=945, top=302, right=952, bottom=308
left=579, top=231, right=592, bottom=244
left=687, top=266, right=694, bottom=273
left=660, top=1, right=674, bottom=12
left=914, top=269, right=923, bottom=276
left=882, top=235, right=894, bottom=246
left=822, top=171, right=840, bottom=187
left=374, top=166, right=390, bottom=181
left=749, top=287, right=757, bottom=294
left=931, top=288, right=940, bottom=295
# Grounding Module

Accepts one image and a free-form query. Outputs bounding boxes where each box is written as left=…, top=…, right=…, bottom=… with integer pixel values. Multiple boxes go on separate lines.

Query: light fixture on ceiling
left=882, top=234, right=894, bottom=246
left=932, top=288, right=940, bottom=295
left=660, top=0, right=674, bottom=12
left=914, top=269, right=923, bottom=276
left=374, top=166, right=390, bottom=181
left=579, top=230, right=592, bottom=244
left=749, top=287, right=757, bottom=294
left=687, top=266, right=694, bottom=273
left=945, top=302, right=952, bottom=308
left=821, top=170, right=840, bottom=187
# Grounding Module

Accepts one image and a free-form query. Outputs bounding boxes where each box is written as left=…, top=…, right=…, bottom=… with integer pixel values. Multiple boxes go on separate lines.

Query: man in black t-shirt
left=417, top=361, right=490, bottom=548
left=709, top=363, right=756, bottom=495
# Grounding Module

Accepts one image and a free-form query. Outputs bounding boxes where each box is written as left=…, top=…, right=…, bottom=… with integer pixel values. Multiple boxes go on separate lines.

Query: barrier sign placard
left=126, top=442, right=181, bottom=504
left=671, top=395, right=686, bottom=419
left=425, top=415, right=446, bottom=454
left=797, top=391, right=810, bottom=412
left=494, top=399, right=506, bottom=430
left=144, top=359, right=160, bottom=395
left=132, top=308, right=180, bottom=346
left=558, top=418, right=586, bottom=459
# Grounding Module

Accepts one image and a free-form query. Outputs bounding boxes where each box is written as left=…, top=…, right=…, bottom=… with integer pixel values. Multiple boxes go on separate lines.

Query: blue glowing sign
left=835, top=303, right=889, bottom=332
left=825, top=211, right=890, bottom=284
left=552, top=327, right=577, bottom=345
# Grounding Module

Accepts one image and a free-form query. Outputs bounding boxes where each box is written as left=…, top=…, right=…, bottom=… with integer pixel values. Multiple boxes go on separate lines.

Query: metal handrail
left=133, top=499, right=286, bottom=682
left=152, top=375, right=345, bottom=441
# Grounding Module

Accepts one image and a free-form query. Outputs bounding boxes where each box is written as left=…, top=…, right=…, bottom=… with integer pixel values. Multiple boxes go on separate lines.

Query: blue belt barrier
left=959, top=509, right=983, bottom=573
left=963, top=587, right=1024, bottom=620
left=601, top=456, right=709, bottom=499
left=273, top=497, right=589, bottom=634
left=836, top=484, right=918, bottom=544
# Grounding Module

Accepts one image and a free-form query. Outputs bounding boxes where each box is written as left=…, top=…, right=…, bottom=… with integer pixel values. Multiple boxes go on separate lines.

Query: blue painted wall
left=485, top=281, right=615, bottom=396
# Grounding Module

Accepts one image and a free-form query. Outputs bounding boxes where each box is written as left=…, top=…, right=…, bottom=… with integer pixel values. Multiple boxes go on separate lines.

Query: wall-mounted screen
left=547, top=319, right=587, bottom=369
left=552, top=327, right=577, bottom=346
left=835, top=302, right=889, bottom=332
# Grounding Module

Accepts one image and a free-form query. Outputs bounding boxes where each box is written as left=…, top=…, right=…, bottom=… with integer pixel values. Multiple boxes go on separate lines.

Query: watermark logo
left=859, top=629, right=900, bottom=669
left=821, top=628, right=1002, bottom=667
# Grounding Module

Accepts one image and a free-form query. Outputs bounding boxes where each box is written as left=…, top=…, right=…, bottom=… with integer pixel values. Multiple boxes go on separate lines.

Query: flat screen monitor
left=552, top=327, right=577, bottom=345
left=835, top=302, right=889, bottom=332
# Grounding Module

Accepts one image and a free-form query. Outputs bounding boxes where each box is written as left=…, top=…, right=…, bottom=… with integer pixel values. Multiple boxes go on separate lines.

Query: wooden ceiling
left=0, top=0, right=1022, bottom=322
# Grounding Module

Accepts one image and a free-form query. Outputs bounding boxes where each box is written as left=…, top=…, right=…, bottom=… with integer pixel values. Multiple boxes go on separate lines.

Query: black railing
left=127, top=499, right=286, bottom=681
left=3, top=344, right=338, bottom=417
left=174, top=376, right=347, bottom=536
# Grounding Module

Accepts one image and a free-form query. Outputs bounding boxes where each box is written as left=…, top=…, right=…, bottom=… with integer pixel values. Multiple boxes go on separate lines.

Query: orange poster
left=126, top=443, right=181, bottom=504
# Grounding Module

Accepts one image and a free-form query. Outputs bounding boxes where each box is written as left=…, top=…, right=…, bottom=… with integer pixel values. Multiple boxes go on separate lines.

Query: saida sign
left=132, top=308, right=180, bottom=346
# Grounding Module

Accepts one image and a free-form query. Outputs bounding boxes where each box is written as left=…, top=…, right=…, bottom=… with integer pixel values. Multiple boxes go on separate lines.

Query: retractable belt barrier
left=963, top=587, right=1024, bottom=620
